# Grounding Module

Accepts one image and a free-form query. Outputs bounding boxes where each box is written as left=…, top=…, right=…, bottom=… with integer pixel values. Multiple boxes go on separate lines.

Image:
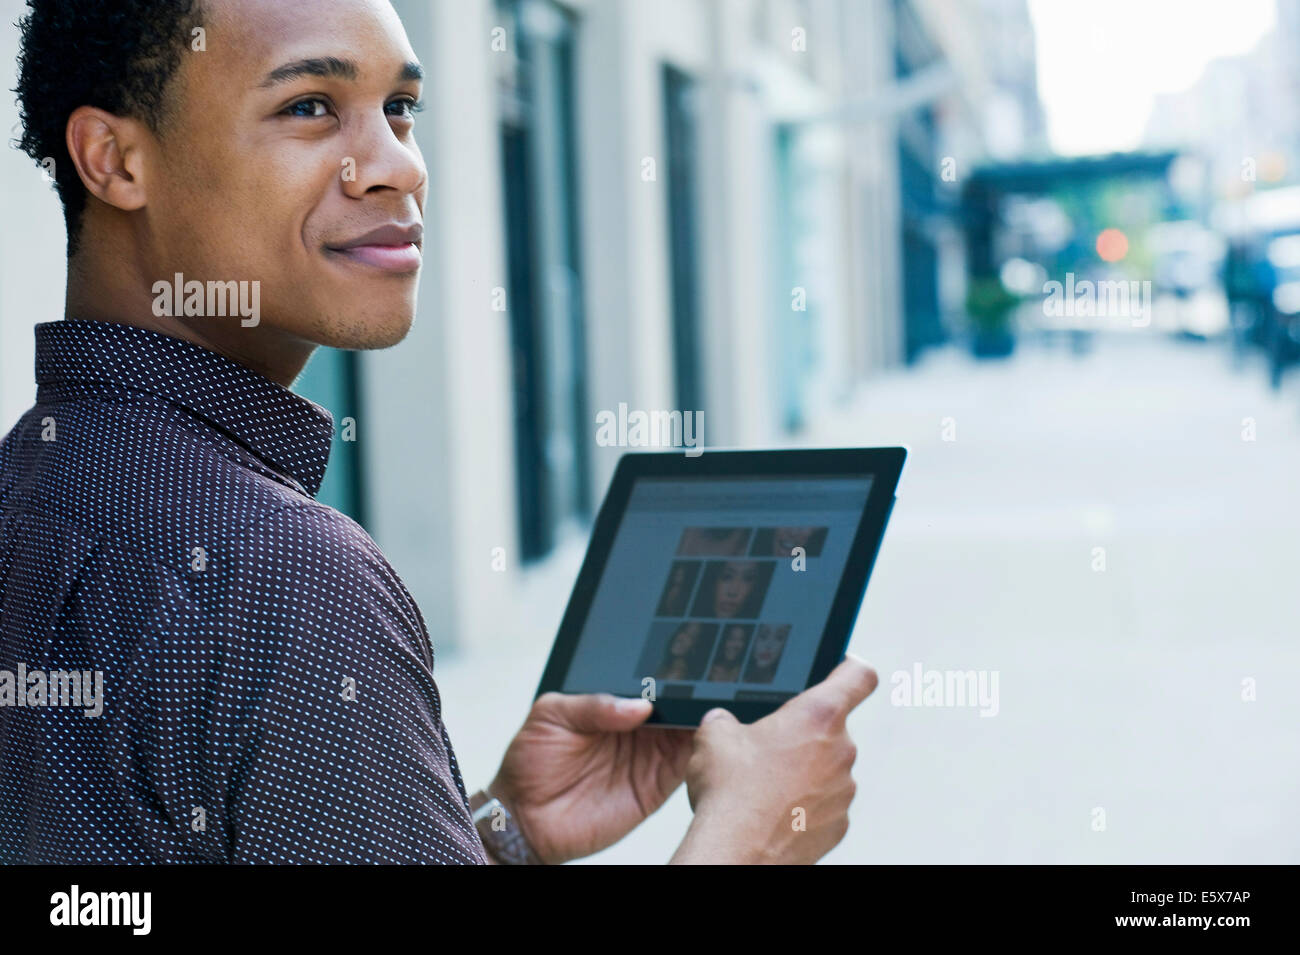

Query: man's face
left=143, top=0, right=427, bottom=350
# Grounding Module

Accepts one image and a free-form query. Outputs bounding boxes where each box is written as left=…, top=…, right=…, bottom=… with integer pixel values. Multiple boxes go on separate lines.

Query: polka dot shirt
left=0, top=319, right=487, bottom=864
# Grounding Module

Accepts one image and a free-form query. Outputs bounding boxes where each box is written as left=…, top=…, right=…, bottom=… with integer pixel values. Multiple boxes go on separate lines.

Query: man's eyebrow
left=260, top=56, right=424, bottom=88
left=261, top=56, right=357, bottom=87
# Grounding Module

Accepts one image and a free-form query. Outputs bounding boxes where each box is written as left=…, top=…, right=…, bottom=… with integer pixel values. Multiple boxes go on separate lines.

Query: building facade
left=0, top=0, right=1041, bottom=653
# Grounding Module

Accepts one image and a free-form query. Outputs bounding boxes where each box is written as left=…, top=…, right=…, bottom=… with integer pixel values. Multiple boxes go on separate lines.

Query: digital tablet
left=535, top=447, right=906, bottom=726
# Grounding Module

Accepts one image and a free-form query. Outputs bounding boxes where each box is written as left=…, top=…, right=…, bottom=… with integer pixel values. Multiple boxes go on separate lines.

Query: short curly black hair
left=13, top=0, right=206, bottom=254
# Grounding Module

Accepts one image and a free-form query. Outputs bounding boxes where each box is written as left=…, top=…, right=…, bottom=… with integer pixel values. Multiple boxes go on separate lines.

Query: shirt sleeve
left=211, top=502, right=487, bottom=864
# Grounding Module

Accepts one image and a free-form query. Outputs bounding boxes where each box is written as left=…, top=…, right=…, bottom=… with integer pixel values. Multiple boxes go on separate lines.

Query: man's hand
left=670, top=655, right=879, bottom=864
left=487, top=693, right=692, bottom=864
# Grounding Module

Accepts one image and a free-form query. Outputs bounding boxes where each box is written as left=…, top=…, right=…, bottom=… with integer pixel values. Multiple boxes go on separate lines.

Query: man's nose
left=341, top=114, right=426, bottom=199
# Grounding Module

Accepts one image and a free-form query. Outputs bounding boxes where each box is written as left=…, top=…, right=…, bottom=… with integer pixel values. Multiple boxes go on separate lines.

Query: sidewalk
left=436, top=334, right=1300, bottom=863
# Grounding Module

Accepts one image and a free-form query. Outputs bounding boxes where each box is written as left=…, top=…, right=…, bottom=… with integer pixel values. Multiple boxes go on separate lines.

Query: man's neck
left=64, top=248, right=316, bottom=388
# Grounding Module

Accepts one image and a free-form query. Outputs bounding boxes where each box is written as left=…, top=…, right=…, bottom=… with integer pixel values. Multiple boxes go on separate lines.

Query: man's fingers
left=534, top=692, right=653, bottom=733
left=790, top=654, right=879, bottom=723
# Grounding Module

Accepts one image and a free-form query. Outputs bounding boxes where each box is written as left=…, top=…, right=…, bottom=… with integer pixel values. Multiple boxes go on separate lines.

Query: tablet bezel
left=534, top=447, right=906, bottom=726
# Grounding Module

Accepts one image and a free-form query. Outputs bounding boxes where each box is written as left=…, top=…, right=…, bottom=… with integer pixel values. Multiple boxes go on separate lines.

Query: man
left=0, top=0, right=877, bottom=864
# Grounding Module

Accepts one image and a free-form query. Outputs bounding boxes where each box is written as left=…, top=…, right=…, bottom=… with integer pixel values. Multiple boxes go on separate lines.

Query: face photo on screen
left=654, top=560, right=702, bottom=617
left=689, top=560, right=775, bottom=619
left=743, top=623, right=791, bottom=684
left=750, top=526, right=829, bottom=558
left=642, top=620, right=719, bottom=682
left=675, top=526, right=753, bottom=557
left=706, top=623, right=754, bottom=682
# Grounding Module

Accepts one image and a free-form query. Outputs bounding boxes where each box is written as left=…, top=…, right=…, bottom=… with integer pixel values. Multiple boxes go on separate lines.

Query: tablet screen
left=560, top=474, right=874, bottom=705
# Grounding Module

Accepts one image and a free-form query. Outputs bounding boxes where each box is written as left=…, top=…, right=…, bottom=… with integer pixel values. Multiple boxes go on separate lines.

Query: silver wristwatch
left=470, top=789, right=543, bottom=865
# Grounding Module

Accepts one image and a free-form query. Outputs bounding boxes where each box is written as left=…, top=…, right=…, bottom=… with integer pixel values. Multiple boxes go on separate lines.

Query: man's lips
left=326, top=223, right=423, bottom=273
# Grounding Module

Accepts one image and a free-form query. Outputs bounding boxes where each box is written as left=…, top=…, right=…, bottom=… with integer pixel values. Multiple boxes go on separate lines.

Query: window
left=497, top=0, right=591, bottom=561
left=293, top=349, right=367, bottom=525
left=663, top=64, right=705, bottom=417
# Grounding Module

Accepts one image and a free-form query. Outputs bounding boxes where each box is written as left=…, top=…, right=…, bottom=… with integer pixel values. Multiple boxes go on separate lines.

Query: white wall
left=0, top=0, right=67, bottom=433
left=577, top=0, right=715, bottom=492
left=844, top=0, right=906, bottom=375
left=700, top=0, right=780, bottom=448
left=366, top=0, right=519, bottom=654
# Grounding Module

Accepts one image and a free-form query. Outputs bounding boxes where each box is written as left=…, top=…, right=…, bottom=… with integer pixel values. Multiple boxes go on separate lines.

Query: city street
left=436, top=334, right=1300, bottom=864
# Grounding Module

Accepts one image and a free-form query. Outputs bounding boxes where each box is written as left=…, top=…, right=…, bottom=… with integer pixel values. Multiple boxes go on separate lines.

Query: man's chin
left=308, top=304, right=416, bottom=351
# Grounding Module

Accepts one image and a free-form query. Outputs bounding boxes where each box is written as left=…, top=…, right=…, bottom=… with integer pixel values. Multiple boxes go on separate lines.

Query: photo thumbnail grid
left=637, top=525, right=830, bottom=686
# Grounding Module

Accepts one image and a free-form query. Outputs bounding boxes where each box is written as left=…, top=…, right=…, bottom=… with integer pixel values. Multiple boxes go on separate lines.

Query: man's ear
left=64, top=106, right=151, bottom=213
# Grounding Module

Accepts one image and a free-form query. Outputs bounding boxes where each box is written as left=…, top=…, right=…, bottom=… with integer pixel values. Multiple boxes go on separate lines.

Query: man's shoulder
left=1, top=390, right=423, bottom=648
left=1, top=388, right=315, bottom=563
left=227, top=497, right=389, bottom=582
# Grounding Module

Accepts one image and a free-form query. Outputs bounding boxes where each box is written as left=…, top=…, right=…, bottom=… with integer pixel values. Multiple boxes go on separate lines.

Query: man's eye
left=386, top=97, right=424, bottom=119
left=284, top=98, right=330, bottom=118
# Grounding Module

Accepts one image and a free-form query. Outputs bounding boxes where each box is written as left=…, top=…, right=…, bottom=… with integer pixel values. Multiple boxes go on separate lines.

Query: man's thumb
left=700, top=707, right=737, bottom=728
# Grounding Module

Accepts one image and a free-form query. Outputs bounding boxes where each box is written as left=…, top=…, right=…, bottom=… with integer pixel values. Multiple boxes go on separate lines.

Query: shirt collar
left=34, top=319, right=334, bottom=497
